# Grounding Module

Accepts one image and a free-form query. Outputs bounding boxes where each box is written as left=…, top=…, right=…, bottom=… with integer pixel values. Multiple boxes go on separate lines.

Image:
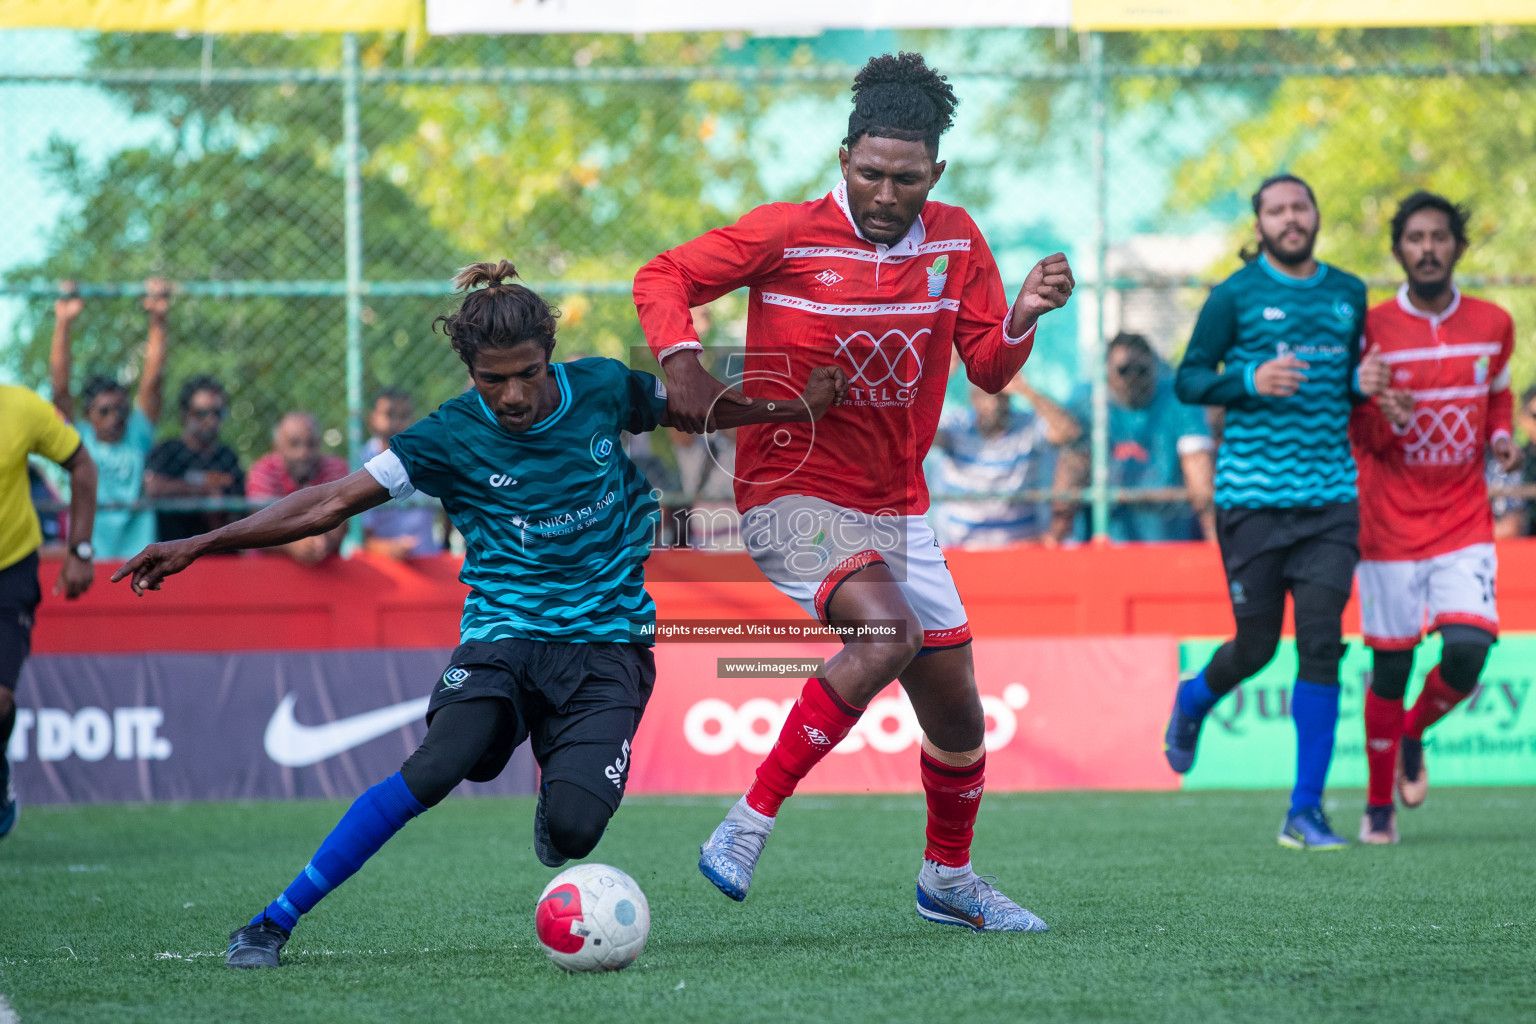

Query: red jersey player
left=634, top=53, right=1073, bottom=931
left=1350, top=192, right=1522, bottom=844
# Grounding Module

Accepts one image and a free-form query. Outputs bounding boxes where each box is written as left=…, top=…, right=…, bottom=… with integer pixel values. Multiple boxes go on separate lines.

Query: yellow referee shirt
left=1, top=384, right=82, bottom=571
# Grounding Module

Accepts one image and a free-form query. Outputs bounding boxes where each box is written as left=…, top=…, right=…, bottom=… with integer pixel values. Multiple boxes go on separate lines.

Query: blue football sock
left=1289, top=680, right=1340, bottom=817
left=253, top=772, right=426, bottom=931
left=1176, top=668, right=1220, bottom=719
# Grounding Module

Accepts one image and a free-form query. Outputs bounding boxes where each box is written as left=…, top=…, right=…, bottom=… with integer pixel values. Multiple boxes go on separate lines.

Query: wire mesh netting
left=3, top=26, right=1534, bottom=539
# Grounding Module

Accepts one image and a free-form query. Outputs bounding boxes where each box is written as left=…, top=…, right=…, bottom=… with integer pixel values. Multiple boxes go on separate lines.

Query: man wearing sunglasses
left=49, top=280, right=169, bottom=560
left=145, top=377, right=246, bottom=542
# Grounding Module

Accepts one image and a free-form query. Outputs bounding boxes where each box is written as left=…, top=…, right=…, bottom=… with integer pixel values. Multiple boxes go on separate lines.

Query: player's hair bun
left=436, top=258, right=560, bottom=370
left=452, top=259, right=521, bottom=292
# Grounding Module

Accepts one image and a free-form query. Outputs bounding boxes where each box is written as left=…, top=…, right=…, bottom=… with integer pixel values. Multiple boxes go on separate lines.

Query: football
left=534, top=863, right=651, bottom=972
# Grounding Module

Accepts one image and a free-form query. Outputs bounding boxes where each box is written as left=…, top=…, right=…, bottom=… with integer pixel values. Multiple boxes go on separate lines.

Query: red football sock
left=921, top=750, right=985, bottom=869
left=1404, top=667, right=1469, bottom=740
left=1363, top=688, right=1403, bottom=808
left=745, top=678, right=863, bottom=817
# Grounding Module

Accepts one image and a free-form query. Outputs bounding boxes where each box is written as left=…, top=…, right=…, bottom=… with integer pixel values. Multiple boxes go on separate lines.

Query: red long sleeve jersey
left=1350, top=287, right=1515, bottom=562
left=633, top=182, right=1033, bottom=515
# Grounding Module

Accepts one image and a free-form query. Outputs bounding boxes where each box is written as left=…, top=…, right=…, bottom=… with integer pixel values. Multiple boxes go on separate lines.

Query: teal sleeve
left=1347, top=279, right=1370, bottom=404
left=1174, top=283, right=1255, bottom=408
left=624, top=368, right=670, bottom=434
left=127, top=408, right=156, bottom=453
left=388, top=411, right=455, bottom=498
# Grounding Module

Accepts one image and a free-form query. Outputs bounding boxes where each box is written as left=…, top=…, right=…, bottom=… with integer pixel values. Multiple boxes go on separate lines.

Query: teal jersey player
left=112, top=260, right=848, bottom=969
left=1164, top=176, right=1393, bottom=855
left=1176, top=252, right=1368, bottom=509
left=376, top=358, right=668, bottom=645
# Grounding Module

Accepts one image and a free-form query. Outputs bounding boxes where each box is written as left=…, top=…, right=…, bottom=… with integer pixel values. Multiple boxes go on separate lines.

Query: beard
left=1260, top=226, right=1317, bottom=266
left=1409, top=274, right=1451, bottom=301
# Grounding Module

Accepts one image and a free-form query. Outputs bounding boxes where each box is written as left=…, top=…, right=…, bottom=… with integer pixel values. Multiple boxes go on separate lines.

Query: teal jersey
left=1175, top=255, right=1368, bottom=509
left=381, top=358, right=669, bottom=645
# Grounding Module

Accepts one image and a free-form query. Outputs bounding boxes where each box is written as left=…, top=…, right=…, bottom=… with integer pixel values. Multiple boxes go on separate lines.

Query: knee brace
left=1293, top=583, right=1349, bottom=686
left=1437, top=625, right=1494, bottom=694
left=544, top=781, right=613, bottom=860
left=1368, top=648, right=1415, bottom=702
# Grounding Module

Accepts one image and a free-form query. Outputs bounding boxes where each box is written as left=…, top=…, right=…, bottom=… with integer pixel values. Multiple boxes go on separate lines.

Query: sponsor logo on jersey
left=590, top=433, right=615, bottom=465
left=1475, top=355, right=1490, bottom=385
left=1230, top=581, right=1247, bottom=605
left=814, top=269, right=843, bottom=286
left=488, top=473, right=517, bottom=488
left=1334, top=299, right=1355, bottom=322
left=1403, top=403, right=1478, bottom=466
left=442, top=667, right=470, bottom=688
left=835, top=327, right=929, bottom=408
left=925, top=255, right=949, bottom=297
left=1263, top=306, right=1286, bottom=321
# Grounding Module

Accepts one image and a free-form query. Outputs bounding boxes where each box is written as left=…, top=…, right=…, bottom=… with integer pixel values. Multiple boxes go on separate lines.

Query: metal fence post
left=342, top=33, right=365, bottom=550
left=1088, top=31, right=1110, bottom=540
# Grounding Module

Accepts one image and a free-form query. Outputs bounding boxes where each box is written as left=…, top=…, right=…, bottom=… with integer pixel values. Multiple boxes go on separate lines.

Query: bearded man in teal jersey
left=1165, top=175, right=1392, bottom=850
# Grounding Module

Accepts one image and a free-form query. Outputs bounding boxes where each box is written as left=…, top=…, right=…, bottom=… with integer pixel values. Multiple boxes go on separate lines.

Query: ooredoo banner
left=629, top=636, right=1181, bottom=795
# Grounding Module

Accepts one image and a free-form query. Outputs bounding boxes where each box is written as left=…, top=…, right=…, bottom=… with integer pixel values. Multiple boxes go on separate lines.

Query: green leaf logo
left=929, top=255, right=949, bottom=276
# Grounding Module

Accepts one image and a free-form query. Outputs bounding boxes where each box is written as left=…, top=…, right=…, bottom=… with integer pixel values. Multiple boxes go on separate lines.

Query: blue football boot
left=916, top=862, right=1048, bottom=933
left=1277, top=806, right=1348, bottom=851
left=698, top=796, right=774, bottom=901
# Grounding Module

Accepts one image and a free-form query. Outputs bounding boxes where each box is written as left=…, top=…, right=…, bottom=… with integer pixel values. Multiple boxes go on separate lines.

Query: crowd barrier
left=14, top=541, right=1536, bottom=802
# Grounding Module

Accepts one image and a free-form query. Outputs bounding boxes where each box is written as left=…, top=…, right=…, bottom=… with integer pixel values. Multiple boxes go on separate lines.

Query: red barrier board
left=627, top=637, right=1181, bottom=795
left=34, top=539, right=1536, bottom=654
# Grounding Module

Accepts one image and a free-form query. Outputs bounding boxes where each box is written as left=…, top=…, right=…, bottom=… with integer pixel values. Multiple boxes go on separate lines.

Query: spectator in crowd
left=1058, top=332, right=1216, bottom=542
left=1488, top=451, right=1525, bottom=539
left=927, top=376, right=1078, bottom=548
left=1519, top=384, right=1536, bottom=536
left=144, top=377, right=245, bottom=542
left=48, top=280, right=169, bottom=559
left=630, top=427, right=738, bottom=548
left=27, top=464, right=66, bottom=553
left=360, top=388, right=441, bottom=559
left=246, top=411, right=349, bottom=563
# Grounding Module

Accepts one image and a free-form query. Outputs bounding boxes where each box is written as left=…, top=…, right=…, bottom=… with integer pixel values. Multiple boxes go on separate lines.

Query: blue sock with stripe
left=1289, top=680, right=1340, bottom=818
left=253, top=772, right=426, bottom=931
left=1176, top=667, right=1220, bottom=719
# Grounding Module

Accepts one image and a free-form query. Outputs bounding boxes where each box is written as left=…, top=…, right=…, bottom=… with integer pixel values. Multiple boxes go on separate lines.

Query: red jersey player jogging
left=634, top=53, right=1073, bottom=932
left=1350, top=192, right=1521, bottom=845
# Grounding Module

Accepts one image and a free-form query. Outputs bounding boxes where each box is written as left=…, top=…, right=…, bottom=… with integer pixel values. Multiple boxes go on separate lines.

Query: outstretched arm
left=138, top=278, right=170, bottom=424
left=112, top=470, right=389, bottom=594
left=678, top=366, right=848, bottom=430
left=56, top=444, right=99, bottom=599
left=50, top=282, right=83, bottom=421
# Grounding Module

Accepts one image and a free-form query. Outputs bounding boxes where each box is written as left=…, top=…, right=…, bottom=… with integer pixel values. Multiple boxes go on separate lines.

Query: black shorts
left=1216, top=503, right=1359, bottom=619
left=426, top=638, right=656, bottom=812
left=0, top=552, right=41, bottom=693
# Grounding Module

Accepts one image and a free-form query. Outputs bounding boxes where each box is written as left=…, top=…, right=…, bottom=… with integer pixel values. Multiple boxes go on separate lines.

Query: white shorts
left=1357, top=542, right=1499, bottom=650
left=741, top=494, right=971, bottom=650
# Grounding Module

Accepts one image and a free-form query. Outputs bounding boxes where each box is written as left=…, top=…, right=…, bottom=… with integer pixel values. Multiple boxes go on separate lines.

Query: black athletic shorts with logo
left=426, top=638, right=656, bottom=812
left=1216, top=502, right=1360, bottom=619
left=0, top=552, right=42, bottom=693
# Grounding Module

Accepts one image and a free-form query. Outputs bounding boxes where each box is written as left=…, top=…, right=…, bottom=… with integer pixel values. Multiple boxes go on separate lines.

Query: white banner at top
left=426, top=0, right=1072, bottom=35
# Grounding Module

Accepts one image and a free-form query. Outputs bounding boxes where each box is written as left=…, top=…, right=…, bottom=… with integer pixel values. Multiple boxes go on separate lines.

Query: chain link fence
left=3, top=26, right=1534, bottom=540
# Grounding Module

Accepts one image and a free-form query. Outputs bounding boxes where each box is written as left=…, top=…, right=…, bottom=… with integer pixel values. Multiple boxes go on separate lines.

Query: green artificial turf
left=3, top=789, right=1534, bottom=1023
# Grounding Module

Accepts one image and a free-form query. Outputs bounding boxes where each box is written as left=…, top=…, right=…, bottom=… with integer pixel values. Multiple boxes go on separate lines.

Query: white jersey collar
left=1395, top=282, right=1461, bottom=329
left=831, top=179, right=926, bottom=258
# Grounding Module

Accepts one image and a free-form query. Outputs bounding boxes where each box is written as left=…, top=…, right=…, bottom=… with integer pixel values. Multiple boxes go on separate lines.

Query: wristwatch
left=70, top=541, right=94, bottom=561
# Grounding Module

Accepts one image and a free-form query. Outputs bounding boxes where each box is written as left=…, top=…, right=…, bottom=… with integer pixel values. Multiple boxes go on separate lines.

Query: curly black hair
left=1390, top=190, right=1470, bottom=250
left=843, top=52, right=958, bottom=154
left=433, top=260, right=560, bottom=371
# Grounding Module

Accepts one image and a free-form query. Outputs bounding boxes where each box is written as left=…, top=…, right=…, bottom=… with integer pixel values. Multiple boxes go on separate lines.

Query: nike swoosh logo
left=263, top=693, right=429, bottom=767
